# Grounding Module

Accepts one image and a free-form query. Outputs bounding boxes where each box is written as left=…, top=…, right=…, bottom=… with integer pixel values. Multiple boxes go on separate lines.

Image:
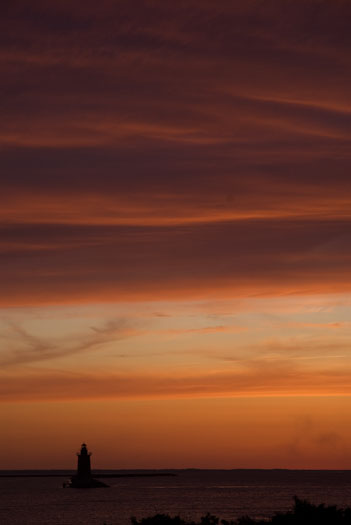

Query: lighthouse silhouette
left=77, top=443, right=91, bottom=477
left=64, top=443, right=108, bottom=488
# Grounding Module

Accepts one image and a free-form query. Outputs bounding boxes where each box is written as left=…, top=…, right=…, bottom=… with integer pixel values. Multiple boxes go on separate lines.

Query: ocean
left=1, top=470, right=351, bottom=524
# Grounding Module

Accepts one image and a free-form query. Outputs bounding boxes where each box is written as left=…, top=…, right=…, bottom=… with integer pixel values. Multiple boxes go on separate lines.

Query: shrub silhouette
left=131, top=515, right=188, bottom=525
left=130, top=497, right=351, bottom=525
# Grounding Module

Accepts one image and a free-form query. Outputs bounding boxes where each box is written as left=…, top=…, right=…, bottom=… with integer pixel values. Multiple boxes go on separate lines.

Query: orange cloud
left=1, top=217, right=351, bottom=306
left=2, top=362, right=351, bottom=403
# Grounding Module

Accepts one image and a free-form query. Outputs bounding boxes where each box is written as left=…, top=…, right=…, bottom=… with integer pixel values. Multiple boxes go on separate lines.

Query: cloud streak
left=0, top=319, right=136, bottom=367
left=2, top=363, right=351, bottom=403
left=1, top=219, right=351, bottom=305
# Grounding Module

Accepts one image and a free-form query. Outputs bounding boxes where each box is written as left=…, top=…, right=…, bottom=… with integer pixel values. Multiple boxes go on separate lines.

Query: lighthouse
left=63, top=443, right=109, bottom=488
left=77, top=443, right=91, bottom=477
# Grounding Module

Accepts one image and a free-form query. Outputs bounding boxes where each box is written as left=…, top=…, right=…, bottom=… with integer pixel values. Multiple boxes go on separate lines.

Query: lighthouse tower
left=77, top=443, right=91, bottom=478
left=64, top=442, right=109, bottom=488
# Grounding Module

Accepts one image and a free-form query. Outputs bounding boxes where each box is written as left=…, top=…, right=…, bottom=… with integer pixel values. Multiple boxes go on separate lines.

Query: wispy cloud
left=0, top=319, right=137, bottom=367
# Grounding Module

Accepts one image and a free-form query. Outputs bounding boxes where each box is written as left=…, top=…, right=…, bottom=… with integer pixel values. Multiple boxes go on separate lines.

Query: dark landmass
left=95, top=473, right=176, bottom=478
left=130, top=498, right=351, bottom=525
left=0, top=471, right=74, bottom=477
left=0, top=470, right=176, bottom=478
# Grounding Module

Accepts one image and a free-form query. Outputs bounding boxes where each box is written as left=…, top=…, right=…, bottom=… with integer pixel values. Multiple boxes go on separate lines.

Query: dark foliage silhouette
left=129, top=497, right=351, bottom=525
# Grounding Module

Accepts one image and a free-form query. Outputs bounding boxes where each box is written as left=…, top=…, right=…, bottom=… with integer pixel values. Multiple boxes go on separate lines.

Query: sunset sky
left=1, top=0, right=351, bottom=470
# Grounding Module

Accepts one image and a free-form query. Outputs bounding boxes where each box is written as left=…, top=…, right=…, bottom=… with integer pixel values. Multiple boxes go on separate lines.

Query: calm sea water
left=1, top=470, right=351, bottom=525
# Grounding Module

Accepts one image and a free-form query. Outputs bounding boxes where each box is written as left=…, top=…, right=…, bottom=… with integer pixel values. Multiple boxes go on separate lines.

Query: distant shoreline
left=0, top=471, right=176, bottom=478
left=1, top=468, right=351, bottom=477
